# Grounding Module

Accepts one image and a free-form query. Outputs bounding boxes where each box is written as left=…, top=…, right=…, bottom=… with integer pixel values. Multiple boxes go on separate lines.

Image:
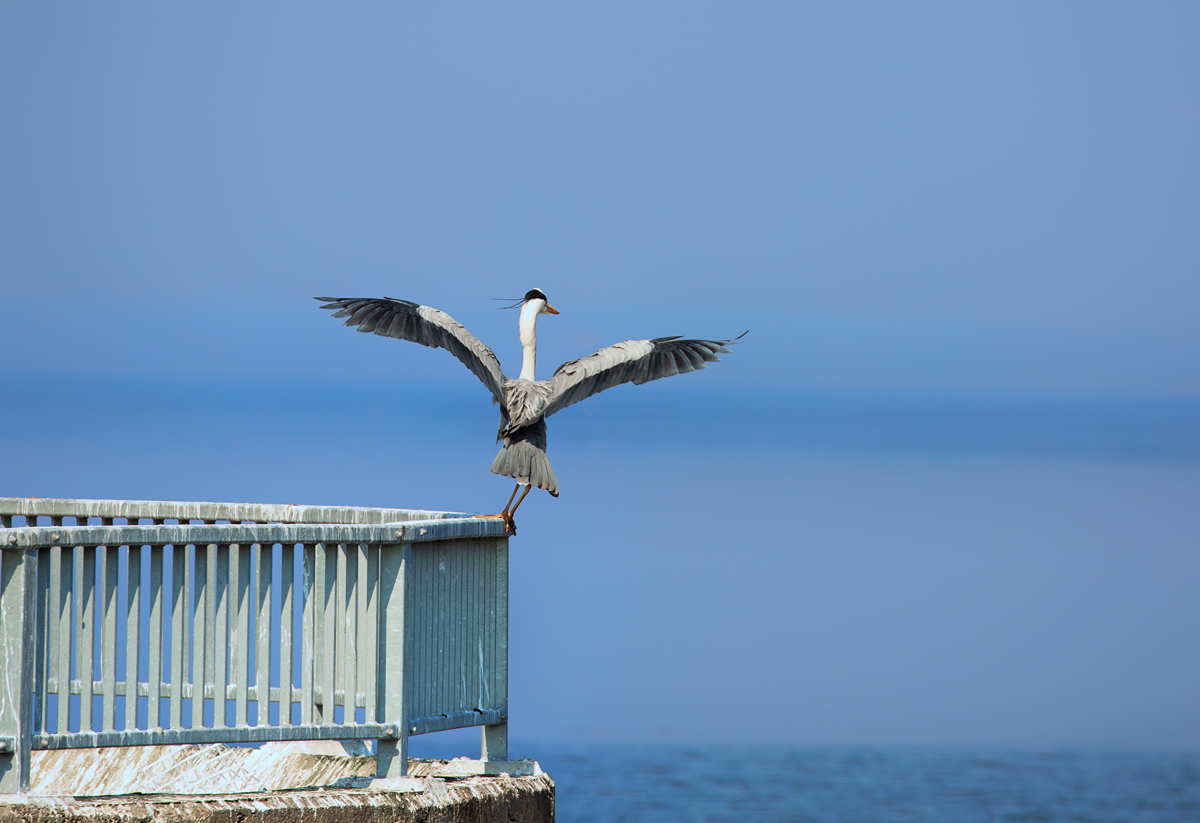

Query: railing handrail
left=0, top=518, right=507, bottom=548
left=0, top=497, right=467, bottom=525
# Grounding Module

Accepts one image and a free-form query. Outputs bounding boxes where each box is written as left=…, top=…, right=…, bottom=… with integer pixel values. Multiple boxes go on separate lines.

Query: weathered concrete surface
left=27, top=744, right=379, bottom=795
left=0, top=772, right=554, bottom=823
left=25, top=746, right=545, bottom=797
left=421, top=758, right=542, bottom=778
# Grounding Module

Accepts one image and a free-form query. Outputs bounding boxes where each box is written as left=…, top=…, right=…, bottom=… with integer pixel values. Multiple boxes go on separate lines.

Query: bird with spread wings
left=317, top=289, right=743, bottom=534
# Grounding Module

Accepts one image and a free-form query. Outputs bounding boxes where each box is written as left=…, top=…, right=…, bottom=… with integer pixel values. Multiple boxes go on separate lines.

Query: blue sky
left=2, top=4, right=1198, bottom=750
left=2, top=3, right=1197, bottom=395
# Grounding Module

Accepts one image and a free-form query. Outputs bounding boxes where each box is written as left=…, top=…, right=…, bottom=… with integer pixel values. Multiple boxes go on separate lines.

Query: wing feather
left=543, top=333, right=743, bottom=417
left=316, top=297, right=507, bottom=403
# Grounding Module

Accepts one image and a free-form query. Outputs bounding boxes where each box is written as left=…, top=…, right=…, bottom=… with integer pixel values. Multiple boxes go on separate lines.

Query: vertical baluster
left=165, top=547, right=181, bottom=729
left=213, top=545, right=229, bottom=727
left=438, top=544, right=448, bottom=718
left=101, top=545, right=118, bottom=731
left=54, top=545, right=71, bottom=733
left=457, top=541, right=465, bottom=713
left=414, top=544, right=425, bottom=721
left=457, top=540, right=466, bottom=712
left=337, top=542, right=352, bottom=722
left=473, top=539, right=483, bottom=709
left=456, top=541, right=465, bottom=712
left=0, top=546, right=38, bottom=792
left=465, top=539, right=476, bottom=710
left=193, top=544, right=209, bottom=729
left=429, top=543, right=440, bottom=719
left=279, top=544, right=294, bottom=726
left=332, top=543, right=344, bottom=720
left=147, top=544, right=164, bottom=729
left=441, top=542, right=451, bottom=715
left=476, top=540, right=485, bottom=708
left=476, top=540, right=486, bottom=711
left=482, top=537, right=492, bottom=710
left=419, top=544, right=429, bottom=720
left=495, top=537, right=508, bottom=720
left=345, top=543, right=363, bottom=723
left=300, top=544, right=315, bottom=725
left=375, top=542, right=410, bottom=779
left=433, top=544, right=442, bottom=717
left=254, top=544, right=271, bottom=725
left=169, top=544, right=186, bottom=728
left=359, top=543, right=378, bottom=726
left=316, top=543, right=334, bottom=724
left=452, top=540, right=461, bottom=713
left=77, top=545, right=96, bottom=732
left=322, top=544, right=337, bottom=724
left=467, top=540, right=476, bottom=711
left=233, top=543, right=250, bottom=727
left=492, top=539, right=502, bottom=708
left=124, top=545, right=141, bottom=730
left=482, top=540, right=492, bottom=709
left=408, top=545, right=421, bottom=724
left=456, top=540, right=466, bottom=713
left=418, top=545, right=430, bottom=722
left=34, top=548, right=50, bottom=734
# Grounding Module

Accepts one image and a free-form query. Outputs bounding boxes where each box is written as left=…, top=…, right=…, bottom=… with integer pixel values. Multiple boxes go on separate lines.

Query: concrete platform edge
left=0, top=772, right=554, bottom=823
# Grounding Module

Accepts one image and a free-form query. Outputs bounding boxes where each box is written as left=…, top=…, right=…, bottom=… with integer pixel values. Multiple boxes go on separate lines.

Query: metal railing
left=0, top=498, right=510, bottom=795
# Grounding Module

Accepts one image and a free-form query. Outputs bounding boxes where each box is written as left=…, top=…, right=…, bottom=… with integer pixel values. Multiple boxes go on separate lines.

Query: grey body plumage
left=316, top=293, right=742, bottom=530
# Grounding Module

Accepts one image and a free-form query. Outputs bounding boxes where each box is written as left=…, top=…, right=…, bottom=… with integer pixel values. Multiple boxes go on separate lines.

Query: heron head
left=494, top=289, right=560, bottom=315
left=524, top=288, right=559, bottom=315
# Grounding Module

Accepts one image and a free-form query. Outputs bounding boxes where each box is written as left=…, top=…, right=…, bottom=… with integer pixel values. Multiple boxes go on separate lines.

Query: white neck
left=518, top=301, right=540, bottom=381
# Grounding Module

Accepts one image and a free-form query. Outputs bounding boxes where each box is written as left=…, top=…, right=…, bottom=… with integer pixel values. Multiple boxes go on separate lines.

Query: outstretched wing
left=543, top=333, right=744, bottom=418
left=316, top=297, right=507, bottom=403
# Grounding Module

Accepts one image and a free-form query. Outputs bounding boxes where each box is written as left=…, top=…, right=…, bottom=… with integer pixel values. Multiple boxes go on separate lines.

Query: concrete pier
left=0, top=748, right=554, bottom=823
left=0, top=774, right=555, bottom=823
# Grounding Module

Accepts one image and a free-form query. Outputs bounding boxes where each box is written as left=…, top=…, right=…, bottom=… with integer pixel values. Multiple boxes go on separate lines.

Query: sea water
left=533, top=744, right=1200, bottom=823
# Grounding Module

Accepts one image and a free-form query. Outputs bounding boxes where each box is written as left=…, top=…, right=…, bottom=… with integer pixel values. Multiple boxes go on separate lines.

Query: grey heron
left=316, top=290, right=742, bottom=534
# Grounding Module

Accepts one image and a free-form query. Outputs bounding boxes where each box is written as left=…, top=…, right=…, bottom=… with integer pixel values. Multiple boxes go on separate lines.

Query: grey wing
left=543, top=333, right=744, bottom=417
left=316, top=297, right=507, bottom=403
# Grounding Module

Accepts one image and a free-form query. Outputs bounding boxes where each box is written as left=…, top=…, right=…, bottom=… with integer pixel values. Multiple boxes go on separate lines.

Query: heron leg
left=500, top=483, right=520, bottom=515
left=509, top=484, right=533, bottom=516
left=504, top=485, right=534, bottom=534
left=500, top=483, right=523, bottom=534
left=474, top=484, right=521, bottom=525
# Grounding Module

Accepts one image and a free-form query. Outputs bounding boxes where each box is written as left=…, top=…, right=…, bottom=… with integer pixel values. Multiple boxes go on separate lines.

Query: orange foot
left=474, top=513, right=515, bottom=535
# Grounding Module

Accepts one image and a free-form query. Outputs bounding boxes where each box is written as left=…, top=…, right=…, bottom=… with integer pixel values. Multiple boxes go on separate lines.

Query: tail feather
left=490, top=419, right=559, bottom=496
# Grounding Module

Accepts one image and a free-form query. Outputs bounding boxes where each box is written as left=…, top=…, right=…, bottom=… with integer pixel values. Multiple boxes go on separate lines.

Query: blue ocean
left=420, top=742, right=1200, bottom=823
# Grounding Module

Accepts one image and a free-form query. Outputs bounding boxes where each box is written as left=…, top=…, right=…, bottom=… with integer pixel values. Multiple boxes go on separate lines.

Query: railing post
left=375, top=542, right=410, bottom=778
left=0, top=549, right=38, bottom=794
left=482, top=723, right=508, bottom=761
left=482, top=535, right=509, bottom=761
